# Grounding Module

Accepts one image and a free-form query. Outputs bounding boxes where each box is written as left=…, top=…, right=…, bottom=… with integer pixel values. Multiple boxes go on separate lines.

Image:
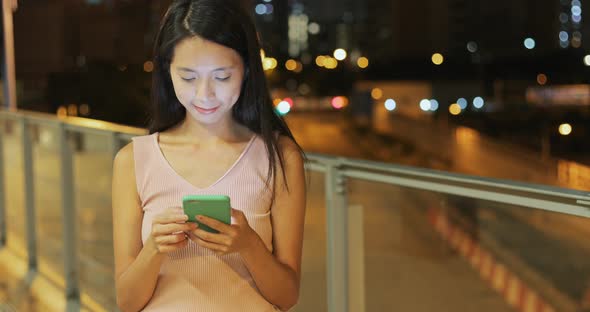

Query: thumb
left=231, top=208, right=246, bottom=222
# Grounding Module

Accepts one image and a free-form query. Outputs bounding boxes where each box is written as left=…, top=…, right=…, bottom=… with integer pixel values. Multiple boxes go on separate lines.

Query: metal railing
left=2, top=109, right=590, bottom=312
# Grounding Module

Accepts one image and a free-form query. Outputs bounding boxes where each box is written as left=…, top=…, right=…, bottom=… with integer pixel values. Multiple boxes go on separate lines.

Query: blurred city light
left=79, top=104, right=90, bottom=116
left=560, top=12, right=569, bottom=23
left=315, top=55, right=326, bottom=67
left=572, top=31, right=582, bottom=48
left=333, top=48, right=347, bottom=61
left=276, top=101, right=291, bottom=115
left=467, top=41, right=478, bottom=53
left=449, top=103, right=462, bottom=115
left=265, top=4, right=274, bottom=14
left=260, top=49, right=266, bottom=61
left=572, top=6, right=582, bottom=16
left=324, top=57, right=338, bottom=69
left=283, top=97, right=294, bottom=107
left=559, top=31, right=569, bottom=42
left=273, top=98, right=282, bottom=106
left=68, top=104, right=78, bottom=116
left=293, top=61, right=303, bottom=73
left=431, top=53, right=444, bottom=65
left=419, top=99, right=431, bottom=111
left=285, top=59, right=297, bottom=71
left=473, top=97, right=485, bottom=108
left=572, top=14, right=582, bottom=23
left=457, top=98, right=468, bottom=109
left=559, top=123, right=572, bottom=136
left=384, top=99, right=396, bottom=111
left=331, top=96, right=348, bottom=109
left=255, top=4, right=266, bottom=15
left=308, top=22, right=320, bottom=35
left=537, top=73, right=548, bottom=85
left=560, top=40, right=569, bottom=48
left=572, top=39, right=582, bottom=48
left=57, top=106, right=67, bottom=118
left=584, top=55, right=590, bottom=66
left=524, top=38, right=536, bottom=49
left=357, top=57, right=369, bottom=68
left=371, top=88, right=383, bottom=100
left=262, top=57, right=277, bottom=70
left=143, top=61, right=154, bottom=73
left=429, top=99, right=439, bottom=111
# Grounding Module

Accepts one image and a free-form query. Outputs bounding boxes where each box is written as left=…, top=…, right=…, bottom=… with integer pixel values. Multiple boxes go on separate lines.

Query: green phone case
left=182, top=195, right=231, bottom=233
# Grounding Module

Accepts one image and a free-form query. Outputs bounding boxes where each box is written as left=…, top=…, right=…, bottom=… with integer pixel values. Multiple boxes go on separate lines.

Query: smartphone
left=182, top=195, right=231, bottom=233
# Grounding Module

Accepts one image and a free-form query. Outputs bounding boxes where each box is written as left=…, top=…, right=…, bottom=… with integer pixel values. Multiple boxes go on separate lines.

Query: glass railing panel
left=1, top=117, right=27, bottom=258
left=348, top=178, right=507, bottom=312
left=293, top=170, right=327, bottom=312
left=30, top=123, right=64, bottom=282
left=72, top=130, right=117, bottom=311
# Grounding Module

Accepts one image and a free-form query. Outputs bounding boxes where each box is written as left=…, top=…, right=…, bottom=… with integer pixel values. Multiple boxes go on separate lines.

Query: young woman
left=111, top=1, right=306, bottom=311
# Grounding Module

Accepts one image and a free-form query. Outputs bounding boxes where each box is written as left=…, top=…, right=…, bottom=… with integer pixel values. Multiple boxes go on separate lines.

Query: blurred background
left=6, top=0, right=590, bottom=189
left=3, top=1, right=590, bottom=312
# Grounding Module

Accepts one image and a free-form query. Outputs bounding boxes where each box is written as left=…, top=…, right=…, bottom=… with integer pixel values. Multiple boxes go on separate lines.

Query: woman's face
left=169, top=36, right=245, bottom=125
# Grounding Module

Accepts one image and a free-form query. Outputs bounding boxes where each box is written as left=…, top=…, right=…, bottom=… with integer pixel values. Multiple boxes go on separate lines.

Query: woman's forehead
left=171, top=36, right=242, bottom=68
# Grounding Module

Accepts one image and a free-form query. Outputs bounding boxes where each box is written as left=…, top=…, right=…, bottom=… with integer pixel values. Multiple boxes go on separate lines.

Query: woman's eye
left=181, top=77, right=195, bottom=82
left=216, top=76, right=230, bottom=81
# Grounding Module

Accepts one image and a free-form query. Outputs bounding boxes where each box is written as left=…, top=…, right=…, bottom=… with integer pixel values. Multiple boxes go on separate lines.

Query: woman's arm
left=191, top=137, right=306, bottom=311
left=112, top=143, right=193, bottom=312
left=241, top=138, right=306, bottom=310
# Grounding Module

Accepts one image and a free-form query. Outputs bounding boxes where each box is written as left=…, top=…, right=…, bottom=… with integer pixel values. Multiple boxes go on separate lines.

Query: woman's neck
left=168, top=115, right=250, bottom=144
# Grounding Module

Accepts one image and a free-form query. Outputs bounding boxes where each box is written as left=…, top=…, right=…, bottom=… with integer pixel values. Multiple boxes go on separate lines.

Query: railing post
left=0, top=117, right=5, bottom=247
left=21, top=117, right=37, bottom=272
left=109, top=132, right=121, bottom=161
left=325, top=159, right=348, bottom=312
left=58, top=124, right=80, bottom=311
left=348, top=204, right=365, bottom=312
left=1, top=0, right=18, bottom=111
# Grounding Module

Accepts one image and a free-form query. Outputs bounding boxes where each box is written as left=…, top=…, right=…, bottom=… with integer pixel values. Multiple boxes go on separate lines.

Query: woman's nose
left=195, top=79, right=214, bottom=100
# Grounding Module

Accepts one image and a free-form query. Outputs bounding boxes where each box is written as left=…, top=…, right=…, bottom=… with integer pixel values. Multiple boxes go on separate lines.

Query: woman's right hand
left=148, top=208, right=197, bottom=254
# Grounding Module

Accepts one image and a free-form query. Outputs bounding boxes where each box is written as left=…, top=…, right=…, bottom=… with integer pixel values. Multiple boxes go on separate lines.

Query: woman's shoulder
left=114, top=142, right=135, bottom=171
left=277, top=135, right=304, bottom=163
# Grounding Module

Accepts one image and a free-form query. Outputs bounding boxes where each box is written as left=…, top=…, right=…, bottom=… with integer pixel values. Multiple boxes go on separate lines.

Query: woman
left=111, top=0, right=306, bottom=311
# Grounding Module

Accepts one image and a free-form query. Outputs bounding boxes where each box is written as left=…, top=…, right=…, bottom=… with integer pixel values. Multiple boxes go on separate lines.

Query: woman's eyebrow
left=176, top=66, right=234, bottom=72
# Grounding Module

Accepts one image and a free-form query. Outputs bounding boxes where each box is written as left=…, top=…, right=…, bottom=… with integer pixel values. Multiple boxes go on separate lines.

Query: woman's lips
left=193, top=105, right=219, bottom=114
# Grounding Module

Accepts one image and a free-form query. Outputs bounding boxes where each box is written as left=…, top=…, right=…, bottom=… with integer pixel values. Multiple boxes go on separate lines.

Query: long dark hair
left=149, top=0, right=302, bottom=193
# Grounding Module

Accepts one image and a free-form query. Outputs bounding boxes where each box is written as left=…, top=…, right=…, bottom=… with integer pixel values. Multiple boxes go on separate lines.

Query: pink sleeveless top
left=131, top=133, right=278, bottom=311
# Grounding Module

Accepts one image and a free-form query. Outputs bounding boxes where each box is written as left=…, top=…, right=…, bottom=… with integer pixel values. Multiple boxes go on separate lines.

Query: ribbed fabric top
left=131, top=133, right=277, bottom=312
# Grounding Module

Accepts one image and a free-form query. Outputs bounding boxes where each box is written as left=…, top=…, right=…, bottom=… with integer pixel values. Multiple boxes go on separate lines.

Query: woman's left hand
left=189, top=208, right=259, bottom=256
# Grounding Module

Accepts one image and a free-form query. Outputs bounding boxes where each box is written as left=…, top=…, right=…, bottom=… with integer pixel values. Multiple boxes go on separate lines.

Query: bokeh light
left=559, top=123, right=572, bottom=136
left=524, top=38, right=536, bottom=49
left=431, top=53, right=444, bottom=65
left=357, top=57, right=369, bottom=68
left=449, top=103, right=462, bottom=115
left=277, top=101, right=291, bottom=115
left=384, top=99, right=396, bottom=111
left=473, top=97, right=485, bottom=109
left=371, top=88, right=383, bottom=100
left=537, top=73, right=548, bottom=85
left=334, top=48, right=347, bottom=61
